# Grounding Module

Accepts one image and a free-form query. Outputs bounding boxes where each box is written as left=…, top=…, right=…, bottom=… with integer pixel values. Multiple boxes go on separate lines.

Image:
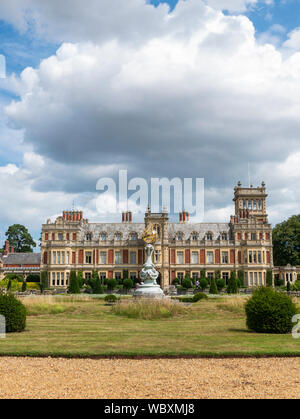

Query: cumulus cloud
left=1, top=0, right=300, bottom=230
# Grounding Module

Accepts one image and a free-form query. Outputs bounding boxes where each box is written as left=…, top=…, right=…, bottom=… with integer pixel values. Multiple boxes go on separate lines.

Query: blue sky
left=1, top=0, right=300, bottom=244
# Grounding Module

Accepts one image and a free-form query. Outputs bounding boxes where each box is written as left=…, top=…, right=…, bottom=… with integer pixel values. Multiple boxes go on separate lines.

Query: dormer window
left=206, top=233, right=213, bottom=241
left=177, top=233, right=183, bottom=241
left=191, top=233, right=198, bottom=241
left=130, top=233, right=138, bottom=241
left=115, top=233, right=122, bottom=241
left=86, top=233, right=92, bottom=241
left=100, top=233, right=107, bottom=241
left=221, top=233, right=227, bottom=241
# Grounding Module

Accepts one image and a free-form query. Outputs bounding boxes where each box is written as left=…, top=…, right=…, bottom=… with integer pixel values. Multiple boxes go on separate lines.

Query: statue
left=134, top=224, right=164, bottom=298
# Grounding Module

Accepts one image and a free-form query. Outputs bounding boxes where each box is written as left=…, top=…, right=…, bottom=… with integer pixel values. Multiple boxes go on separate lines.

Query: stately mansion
left=38, top=182, right=279, bottom=290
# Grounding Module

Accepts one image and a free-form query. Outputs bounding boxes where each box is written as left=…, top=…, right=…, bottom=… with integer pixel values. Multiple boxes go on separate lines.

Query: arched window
left=86, top=233, right=92, bottom=241
left=177, top=232, right=183, bottom=241
left=115, top=233, right=122, bottom=241
left=153, top=224, right=161, bottom=239
left=191, top=232, right=198, bottom=241
left=221, top=233, right=227, bottom=241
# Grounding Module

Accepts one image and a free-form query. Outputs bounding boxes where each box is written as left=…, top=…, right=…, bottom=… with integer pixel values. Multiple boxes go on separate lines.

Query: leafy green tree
left=200, top=278, right=208, bottom=291
left=216, top=278, right=226, bottom=292
left=5, top=224, right=36, bottom=253
left=215, top=270, right=221, bottom=280
left=273, top=215, right=300, bottom=266
left=22, top=280, right=27, bottom=292
left=93, top=277, right=104, bottom=294
left=237, top=271, right=244, bottom=288
left=107, top=278, right=117, bottom=291
left=68, top=271, right=80, bottom=294
left=77, top=271, right=85, bottom=288
left=227, top=271, right=238, bottom=294
left=266, top=270, right=273, bottom=287
left=182, top=278, right=192, bottom=289
left=123, top=279, right=134, bottom=293
left=7, top=279, right=12, bottom=292
left=40, top=271, right=48, bottom=293
left=209, top=278, right=218, bottom=294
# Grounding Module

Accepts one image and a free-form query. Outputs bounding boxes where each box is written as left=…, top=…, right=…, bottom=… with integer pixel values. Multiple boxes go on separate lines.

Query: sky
left=1, top=0, right=300, bottom=245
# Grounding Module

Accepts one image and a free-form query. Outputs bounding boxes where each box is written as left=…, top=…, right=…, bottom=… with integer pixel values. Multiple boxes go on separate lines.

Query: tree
left=107, top=278, right=117, bottom=291
left=216, top=278, right=226, bottom=292
left=227, top=271, right=238, bottom=294
left=77, top=271, right=85, bottom=288
left=123, top=279, right=134, bottom=293
left=215, top=270, right=221, bottom=280
left=287, top=281, right=291, bottom=292
left=237, top=271, right=244, bottom=288
left=68, top=271, right=80, bottom=294
left=5, top=224, right=36, bottom=253
left=22, top=280, right=27, bottom=292
left=200, top=278, right=208, bottom=291
left=273, top=215, right=300, bottom=266
left=40, top=271, right=48, bottom=293
left=209, top=278, right=218, bottom=294
left=266, top=270, right=273, bottom=287
left=93, top=277, right=104, bottom=294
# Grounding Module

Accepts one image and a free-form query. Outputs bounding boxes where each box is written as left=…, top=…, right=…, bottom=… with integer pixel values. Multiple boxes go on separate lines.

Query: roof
left=80, top=222, right=231, bottom=241
left=2, top=253, right=41, bottom=266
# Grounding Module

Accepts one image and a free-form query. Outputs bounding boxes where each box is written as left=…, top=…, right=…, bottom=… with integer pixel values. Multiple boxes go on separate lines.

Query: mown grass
left=0, top=295, right=299, bottom=357
left=112, top=299, right=187, bottom=320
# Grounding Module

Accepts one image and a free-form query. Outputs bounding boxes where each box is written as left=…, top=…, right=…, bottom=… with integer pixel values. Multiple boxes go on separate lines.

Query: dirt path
left=0, top=357, right=299, bottom=399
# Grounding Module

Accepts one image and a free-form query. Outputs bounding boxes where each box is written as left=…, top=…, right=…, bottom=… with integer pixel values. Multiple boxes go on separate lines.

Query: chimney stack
left=179, top=212, right=190, bottom=223
left=122, top=211, right=133, bottom=223
left=4, top=240, right=9, bottom=256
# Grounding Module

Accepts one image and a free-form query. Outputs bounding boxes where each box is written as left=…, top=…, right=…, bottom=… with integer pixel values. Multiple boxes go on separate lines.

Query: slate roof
left=2, top=253, right=41, bottom=265
left=80, top=222, right=231, bottom=241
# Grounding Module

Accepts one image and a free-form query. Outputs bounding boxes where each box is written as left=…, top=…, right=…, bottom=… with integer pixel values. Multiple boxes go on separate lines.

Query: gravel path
left=0, top=357, right=300, bottom=399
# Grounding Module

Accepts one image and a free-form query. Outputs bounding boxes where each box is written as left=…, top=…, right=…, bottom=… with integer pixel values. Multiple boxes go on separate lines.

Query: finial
left=262, top=181, right=265, bottom=187
left=237, top=181, right=242, bottom=187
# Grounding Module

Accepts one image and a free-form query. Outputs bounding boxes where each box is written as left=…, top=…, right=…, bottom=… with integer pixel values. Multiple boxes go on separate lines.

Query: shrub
left=68, top=271, right=80, bottom=294
left=77, top=271, right=85, bottom=288
left=40, top=271, right=48, bottom=293
left=227, top=272, right=238, bottom=294
left=209, top=278, right=218, bottom=294
left=107, top=278, right=117, bottom=291
left=193, top=292, right=208, bottom=302
left=0, top=279, right=20, bottom=292
left=4, top=274, right=23, bottom=283
left=238, top=271, right=245, bottom=288
left=200, top=278, right=208, bottom=291
left=287, top=281, right=291, bottom=292
left=172, top=278, right=179, bottom=286
left=216, top=278, right=225, bottom=292
left=293, top=280, right=300, bottom=291
left=182, top=278, right=192, bottom=289
left=266, top=270, right=273, bottom=287
left=245, top=287, right=297, bottom=334
left=92, top=277, right=104, bottom=294
left=215, top=270, right=221, bottom=280
left=123, top=279, right=134, bottom=292
left=104, top=294, right=118, bottom=303
left=0, top=294, right=26, bottom=332
left=22, top=281, right=27, bottom=292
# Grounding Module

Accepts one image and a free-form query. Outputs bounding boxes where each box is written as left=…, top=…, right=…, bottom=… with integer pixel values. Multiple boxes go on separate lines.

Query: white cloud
left=283, top=27, right=300, bottom=50
left=1, top=0, right=300, bottom=231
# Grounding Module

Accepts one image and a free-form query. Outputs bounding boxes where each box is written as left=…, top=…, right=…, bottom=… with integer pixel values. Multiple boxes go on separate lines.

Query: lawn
left=0, top=294, right=300, bottom=357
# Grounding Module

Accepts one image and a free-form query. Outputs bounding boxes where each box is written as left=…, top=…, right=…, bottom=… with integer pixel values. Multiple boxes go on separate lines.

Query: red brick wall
left=170, top=249, right=175, bottom=264
left=78, top=250, right=84, bottom=264
left=108, top=250, right=114, bottom=264
left=185, top=249, right=190, bottom=264
left=230, top=250, right=235, bottom=264
left=215, top=249, right=220, bottom=264
left=123, top=250, right=129, bottom=264
left=200, top=249, right=205, bottom=264
left=138, top=250, right=143, bottom=265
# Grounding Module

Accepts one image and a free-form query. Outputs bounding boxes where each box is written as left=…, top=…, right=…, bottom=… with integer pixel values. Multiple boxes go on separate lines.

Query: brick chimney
left=179, top=212, right=190, bottom=223
left=4, top=240, right=9, bottom=256
left=122, top=211, right=133, bottom=223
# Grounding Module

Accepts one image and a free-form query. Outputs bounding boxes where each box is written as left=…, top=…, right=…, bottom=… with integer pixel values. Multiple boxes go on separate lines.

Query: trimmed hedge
left=193, top=292, right=208, bottom=302
left=245, top=287, right=297, bottom=334
left=104, top=294, right=118, bottom=303
left=0, top=294, right=26, bottom=333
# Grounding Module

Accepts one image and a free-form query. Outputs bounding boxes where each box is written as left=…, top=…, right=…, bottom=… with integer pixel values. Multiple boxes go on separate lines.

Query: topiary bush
left=107, top=278, right=117, bottom=291
left=68, top=271, right=80, bottom=294
left=216, top=278, right=225, bottom=292
left=104, top=294, right=118, bottom=303
left=200, top=278, right=208, bottom=291
left=123, top=279, right=134, bottom=292
left=0, top=294, right=26, bottom=333
left=209, top=278, right=218, bottom=294
left=182, top=278, right=192, bottom=289
left=245, top=287, right=297, bottom=334
left=193, top=292, right=208, bottom=302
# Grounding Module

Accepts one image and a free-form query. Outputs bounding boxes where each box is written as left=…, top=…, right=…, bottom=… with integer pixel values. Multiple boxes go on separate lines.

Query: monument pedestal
left=133, top=243, right=164, bottom=299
